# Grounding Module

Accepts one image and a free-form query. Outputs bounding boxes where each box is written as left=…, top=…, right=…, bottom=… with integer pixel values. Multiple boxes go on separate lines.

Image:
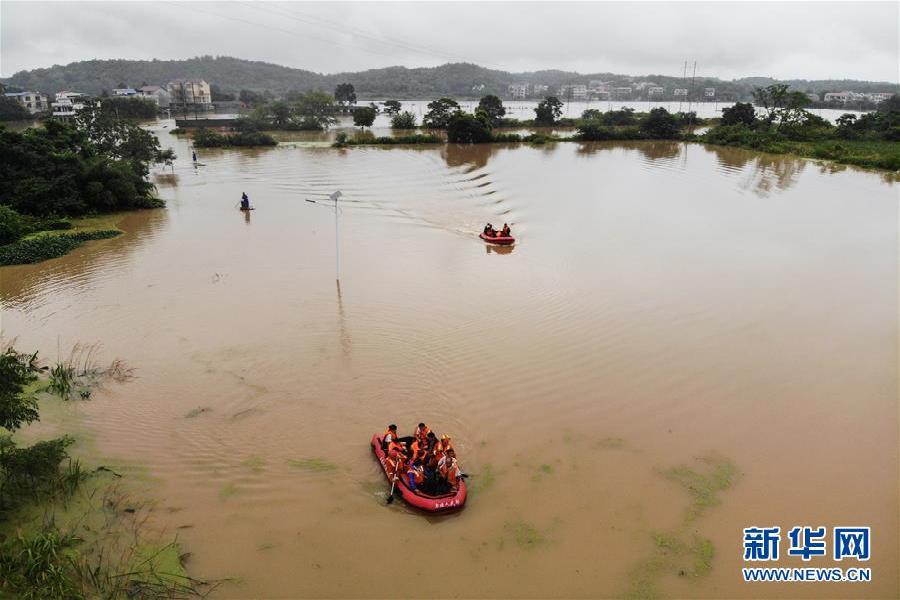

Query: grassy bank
left=0, top=213, right=137, bottom=266
left=0, top=345, right=210, bottom=598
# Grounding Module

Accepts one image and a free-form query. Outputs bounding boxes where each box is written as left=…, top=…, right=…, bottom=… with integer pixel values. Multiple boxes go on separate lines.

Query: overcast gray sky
left=1, top=1, right=897, bottom=81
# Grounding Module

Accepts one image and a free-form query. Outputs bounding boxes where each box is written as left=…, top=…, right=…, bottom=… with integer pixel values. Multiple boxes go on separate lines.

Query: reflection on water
left=2, top=122, right=897, bottom=599
left=485, top=243, right=515, bottom=255
left=705, top=145, right=808, bottom=196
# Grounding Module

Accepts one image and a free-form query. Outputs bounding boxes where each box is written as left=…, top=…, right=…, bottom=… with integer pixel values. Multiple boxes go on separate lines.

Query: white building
left=508, top=83, right=528, bottom=99
left=648, top=86, right=665, bottom=96
left=559, top=85, right=587, bottom=100
left=673, top=88, right=688, bottom=97
left=166, top=79, right=212, bottom=109
left=870, top=92, right=895, bottom=103
left=4, top=91, right=49, bottom=114
left=704, top=88, right=716, bottom=97
left=51, top=91, right=87, bottom=120
left=113, top=88, right=138, bottom=96
left=613, top=87, right=632, bottom=97
left=138, top=85, right=171, bottom=108
left=532, top=84, right=549, bottom=95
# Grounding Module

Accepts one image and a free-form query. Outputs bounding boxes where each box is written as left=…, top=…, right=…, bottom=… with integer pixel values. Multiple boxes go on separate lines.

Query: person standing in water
left=192, top=151, right=197, bottom=163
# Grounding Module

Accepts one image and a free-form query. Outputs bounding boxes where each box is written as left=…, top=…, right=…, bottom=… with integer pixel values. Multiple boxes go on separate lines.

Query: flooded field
left=1, top=123, right=897, bottom=598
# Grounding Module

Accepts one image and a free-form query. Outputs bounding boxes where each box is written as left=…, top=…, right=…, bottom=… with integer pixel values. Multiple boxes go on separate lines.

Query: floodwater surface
left=1, top=123, right=897, bottom=599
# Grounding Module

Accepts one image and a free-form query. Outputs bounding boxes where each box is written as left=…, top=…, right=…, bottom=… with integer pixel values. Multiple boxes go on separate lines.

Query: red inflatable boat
left=371, top=435, right=467, bottom=513
left=480, top=232, right=515, bottom=245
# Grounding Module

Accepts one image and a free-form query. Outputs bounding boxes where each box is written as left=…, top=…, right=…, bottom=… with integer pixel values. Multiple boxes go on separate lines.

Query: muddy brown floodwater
left=1, top=121, right=897, bottom=599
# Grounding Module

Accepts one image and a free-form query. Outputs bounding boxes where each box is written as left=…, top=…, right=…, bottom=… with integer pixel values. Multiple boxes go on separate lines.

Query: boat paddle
left=386, top=472, right=399, bottom=505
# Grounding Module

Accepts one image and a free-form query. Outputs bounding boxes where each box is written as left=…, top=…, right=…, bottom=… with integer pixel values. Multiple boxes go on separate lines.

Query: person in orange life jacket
left=414, top=423, right=432, bottom=446
left=439, top=449, right=463, bottom=487
left=408, top=438, right=428, bottom=466
left=406, top=459, right=425, bottom=491
left=500, top=223, right=511, bottom=237
left=382, top=424, right=413, bottom=451
left=433, top=434, right=454, bottom=460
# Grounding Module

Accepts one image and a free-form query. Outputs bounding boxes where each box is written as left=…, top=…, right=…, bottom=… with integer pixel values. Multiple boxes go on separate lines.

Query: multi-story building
left=673, top=88, right=689, bottom=97
left=648, top=86, right=665, bottom=96
left=508, top=83, right=528, bottom=99
left=704, top=88, right=716, bottom=98
left=869, top=92, right=894, bottom=103
left=612, top=87, right=632, bottom=98
left=166, top=79, right=212, bottom=110
left=559, top=84, right=587, bottom=100
left=3, top=91, right=49, bottom=114
left=51, top=92, right=87, bottom=120
left=532, top=84, right=549, bottom=96
left=138, top=85, right=171, bottom=108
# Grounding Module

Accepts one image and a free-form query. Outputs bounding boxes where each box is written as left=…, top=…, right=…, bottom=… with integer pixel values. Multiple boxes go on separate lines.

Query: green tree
left=447, top=112, right=492, bottom=143
left=295, top=91, right=338, bottom=129
left=353, top=106, right=377, bottom=128
left=752, top=84, right=790, bottom=124
left=0, top=97, right=29, bottom=122
left=0, top=348, right=39, bottom=432
left=391, top=111, right=417, bottom=129
left=268, top=100, right=294, bottom=128
left=534, top=96, right=563, bottom=125
left=477, top=95, right=506, bottom=126
left=423, top=98, right=460, bottom=128
left=334, top=83, right=357, bottom=108
left=383, top=100, right=402, bottom=116
left=721, top=102, right=756, bottom=126
left=640, top=107, right=680, bottom=138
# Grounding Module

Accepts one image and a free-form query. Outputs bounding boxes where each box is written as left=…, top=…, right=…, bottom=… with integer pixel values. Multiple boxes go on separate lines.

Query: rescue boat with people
left=371, top=435, right=467, bottom=513
left=479, top=232, right=515, bottom=245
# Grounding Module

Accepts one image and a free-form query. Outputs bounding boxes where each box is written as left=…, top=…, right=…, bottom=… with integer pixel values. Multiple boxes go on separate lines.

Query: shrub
left=575, top=123, right=644, bottom=141
left=193, top=128, right=276, bottom=148
left=446, top=112, right=492, bottom=143
left=0, top=230, right=121, bottom=266
left=391, top=111, right=417, bottom=129
left=0, top=206, right=25, bottom=245
left=640, top=108, right=680, bottom=139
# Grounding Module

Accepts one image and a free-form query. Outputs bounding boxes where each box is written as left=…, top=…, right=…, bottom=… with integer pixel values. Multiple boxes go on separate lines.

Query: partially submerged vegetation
left=624, top=454, right=740, bottom=600
left=334, top=89, right=900, bottom=172
left=0, top=343, right=208, bottom=598
left=0, top=103, right=174, bottom=265
left=192, top=127, right=276, bottom=148
left=697, top=86, right=900, bottom=171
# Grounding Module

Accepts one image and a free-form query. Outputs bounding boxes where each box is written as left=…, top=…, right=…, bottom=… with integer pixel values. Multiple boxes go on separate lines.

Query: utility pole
left=331, top=190, right=343, bottom=282
left=689, top=61, right=697, bottom=113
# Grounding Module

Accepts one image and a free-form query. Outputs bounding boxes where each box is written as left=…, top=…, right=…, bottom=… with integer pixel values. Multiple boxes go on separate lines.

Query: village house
left=166, top=79, right=212, bottom=110
left=138, top=85, right=171, bottom=108
left=3, top=91, right=49, bottom=114
left=507, top=83, right=528, bottom=99
left=51, top=91, right=87, bottom=120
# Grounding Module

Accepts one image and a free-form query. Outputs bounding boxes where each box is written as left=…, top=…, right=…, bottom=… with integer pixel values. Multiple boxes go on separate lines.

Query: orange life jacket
left=415, top=426, right=432, bottom=445
left=440, top=457, right=460, bottom=486
left=433, top=439, right=453, bottom=459
left=383, top=429, right=398, bottom=444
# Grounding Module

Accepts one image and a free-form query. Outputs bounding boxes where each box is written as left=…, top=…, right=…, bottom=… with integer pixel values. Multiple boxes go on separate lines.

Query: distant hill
left=2, top=55, right=897, bottom=101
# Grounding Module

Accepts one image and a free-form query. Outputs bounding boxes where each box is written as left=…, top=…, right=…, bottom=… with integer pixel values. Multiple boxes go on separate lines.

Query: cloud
left=1, top=1, right=897, bottom=81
